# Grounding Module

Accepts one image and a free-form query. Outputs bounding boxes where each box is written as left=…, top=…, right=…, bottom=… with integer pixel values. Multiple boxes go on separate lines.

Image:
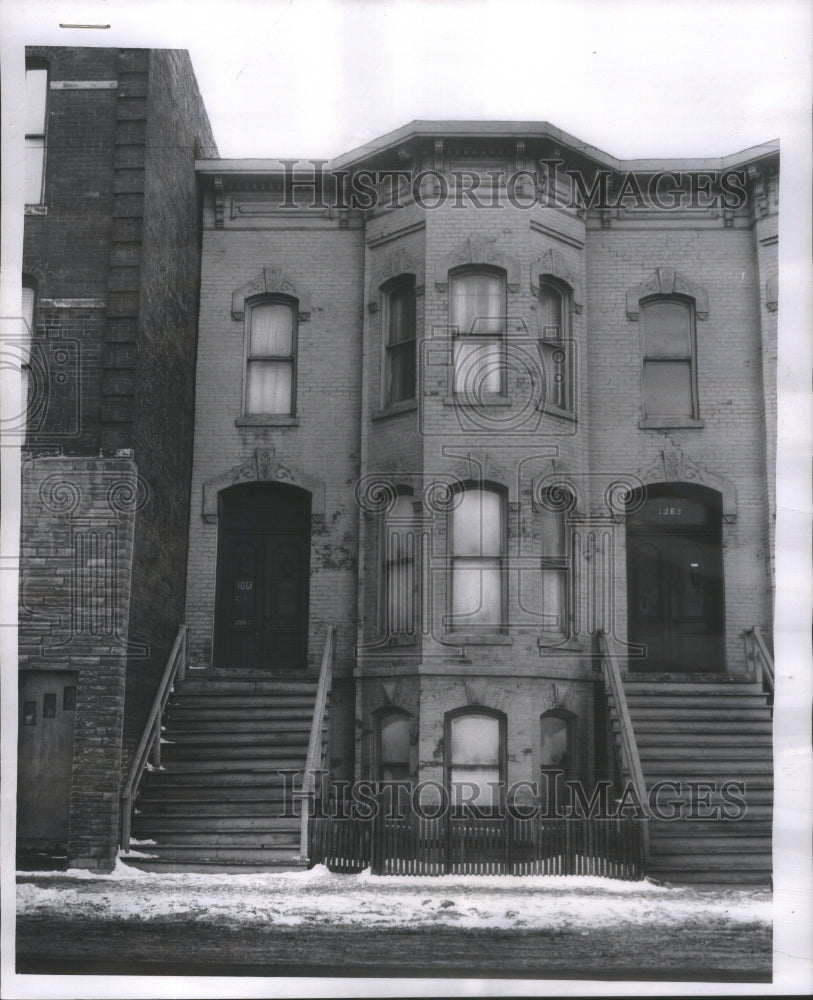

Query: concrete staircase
left=616, top=677, right=773, bottom=885
left=123, top=675, right=323, bottom=873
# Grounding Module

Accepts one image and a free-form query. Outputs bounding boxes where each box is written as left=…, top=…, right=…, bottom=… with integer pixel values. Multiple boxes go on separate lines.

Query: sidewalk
left=15, top=863, right=772, bottom=981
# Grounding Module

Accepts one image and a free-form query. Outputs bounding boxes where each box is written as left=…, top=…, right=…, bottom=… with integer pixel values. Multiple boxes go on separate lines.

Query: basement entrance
left=626, top=483, right=724, bottom=673
left=214, top=482, right=311, bottom=672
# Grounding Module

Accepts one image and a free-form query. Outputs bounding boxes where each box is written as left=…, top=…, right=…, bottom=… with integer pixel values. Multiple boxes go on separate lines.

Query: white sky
left=2, top=0, right=811, bottom=160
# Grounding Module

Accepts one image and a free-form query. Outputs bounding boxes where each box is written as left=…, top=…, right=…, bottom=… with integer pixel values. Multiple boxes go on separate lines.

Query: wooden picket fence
left=309, top=813, right=647, bottom=880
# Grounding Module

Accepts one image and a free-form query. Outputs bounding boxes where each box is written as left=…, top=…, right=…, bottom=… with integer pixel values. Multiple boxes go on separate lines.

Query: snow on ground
left=17, top=864, right=772, bottom=932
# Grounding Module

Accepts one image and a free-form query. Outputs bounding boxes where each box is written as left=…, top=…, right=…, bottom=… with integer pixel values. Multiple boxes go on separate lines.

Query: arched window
left=446, top=708, right=506, bottom=811
left=641, top=297, right=698, bottom=420
left=538, top=279, right=572, bottom=414
left=448, top=484, right=506, bottom=633
left=377, top=710, right=411, bottom=782
left=244, top=298, right=297, bottom=416
left=384, top=277, right=416, bottom=405
left=540, top=710, right=575, bottom=810
left=25, top=60, right=48, bottom=205
left=538, top=487, right=574, bottom=636
left=450, top=268, right=506, bottom=396
left=382, top=490, right=416, bottom=638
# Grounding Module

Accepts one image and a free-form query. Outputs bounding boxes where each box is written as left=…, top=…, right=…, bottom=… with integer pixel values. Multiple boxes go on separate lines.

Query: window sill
left=371, top=399, right=418, bottom=421
left=638, top=417, right=705, bottom=430
left=444, top=633, right=512, bottom=646
left=443, top=394, right=511, bottom=407
left=24, top=204, right=47, bottom=216
left=236, top=415, right=299, bottom=427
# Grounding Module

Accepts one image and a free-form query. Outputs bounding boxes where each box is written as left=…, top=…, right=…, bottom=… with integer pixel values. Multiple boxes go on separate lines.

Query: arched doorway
left=213, top=482, right=311, bottom=671
left=626, top=483, right=724, bottom=673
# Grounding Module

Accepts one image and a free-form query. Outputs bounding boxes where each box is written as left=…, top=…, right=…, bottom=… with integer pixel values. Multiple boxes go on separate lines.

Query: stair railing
left=299, top=625, right=336, bottom=860
left=744, top=626, right=774, bottom=696
left=120, top=625, right=188, bottom=849
left=597, top=630, right=649, bottom=863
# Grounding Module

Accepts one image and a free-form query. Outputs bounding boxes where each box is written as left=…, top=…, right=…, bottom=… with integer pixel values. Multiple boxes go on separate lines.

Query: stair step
left=136, top=798, right=300, bottom=815
left=637, top=745, right=773, bottom=760
left=161, top=743, right=310, bottom=760
left=134, top=829, right=302, bottom=847
left=164, top=720, right=316, bottom=734
left=622, top=681, right=765, bottom=694
left=646, top=867, right=771, bottom=885
left=649, top=820, right=772, bottom=836
left=636, top=732, right=773, bottom=746
left=125, top=844, right=307, bottom=863
left=120, top=858, right=309, bottom=874
left=621, top=694, right=769, bottom=709
left=631, top=720, right=773, bottom=734
left=156, top=757, right=309, bottom=772
left=134, top=814, right=300, bottom=832
left=627, top=707, right=772, bottom=722
left=177, top=678, right=318, bottom=695
left=139, top=768, right=308, bottom=787
left=640, top=759, right=773, bottom=777
left=647, top=835, right=771, bottom=852
left=168, top=695, right=317, bottom=709
left=165, top=707, right=318, bottom=722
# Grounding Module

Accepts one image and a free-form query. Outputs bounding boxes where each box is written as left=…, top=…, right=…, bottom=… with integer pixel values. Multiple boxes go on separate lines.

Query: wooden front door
left=17, top=672, right=77, bottom=845
left=214, top=484, right=311, bottom=671
left=627, top=485, right=724, bottom=673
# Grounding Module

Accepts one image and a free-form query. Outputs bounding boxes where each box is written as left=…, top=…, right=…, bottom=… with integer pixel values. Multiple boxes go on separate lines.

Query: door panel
left=214, top=485, right=311, bottom=671
left=627, top=489, right=724, bottom=672
left=17, top=672, right=77, bottom=844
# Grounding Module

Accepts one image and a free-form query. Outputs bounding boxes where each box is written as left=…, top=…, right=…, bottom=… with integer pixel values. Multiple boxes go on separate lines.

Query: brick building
left=17, top=47, right=217, bottom=870
left=16, top=52, right=777, bottom=882
left=140, top=122, right=775, bottom=882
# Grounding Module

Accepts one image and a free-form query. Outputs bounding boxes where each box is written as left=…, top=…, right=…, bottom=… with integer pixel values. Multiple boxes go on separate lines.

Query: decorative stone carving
left=434, top=237, right=521, bottom=292
left=626, top=268, right=709, bottom=321
left=636, top=449, right=736, bottom=520
left=465, top=680, right=488, bottom=706
left=765, top=274, right=778, bottom=312
left=530, top=249, right=584, bottom=314
left=201, top=448, right=326, bottom=522
left=231, top=268, right=312, bottom=321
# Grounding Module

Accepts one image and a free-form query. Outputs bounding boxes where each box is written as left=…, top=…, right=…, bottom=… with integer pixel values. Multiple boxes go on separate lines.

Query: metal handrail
left=299, top=625, right=336, bottom=859
left=745, top=626, right=774, bottom=694
left=597, top=630, right=649, bottom=861
left=120, top=625, right=188, bottom=849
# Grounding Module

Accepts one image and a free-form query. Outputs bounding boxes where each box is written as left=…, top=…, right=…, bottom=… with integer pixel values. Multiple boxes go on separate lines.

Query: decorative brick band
left=50, top=80, right=118, bottom=90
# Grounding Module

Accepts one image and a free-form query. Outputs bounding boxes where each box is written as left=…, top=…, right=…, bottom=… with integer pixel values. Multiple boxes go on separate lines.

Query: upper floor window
left=377, top=710, right=411, bottom=782
left=383, top=491, right=416, bottom=638
left=446, top=708, right=506, bottom=811
left=21, top=282, right=36, bottom=430
left=244, top=298, right=297, bottom=416
left=385, top=278, right=416, bottom=405
left=641, top=297, right=697, bottom=420
left=539, top=491, right=572, bottom=636
left=538, top=280, right=572, bottom=414
left=449, top=484, right=505, bottom=633
left=25, top=63, right=48, bottom=205
left=450, top=269, right=506, bottom=396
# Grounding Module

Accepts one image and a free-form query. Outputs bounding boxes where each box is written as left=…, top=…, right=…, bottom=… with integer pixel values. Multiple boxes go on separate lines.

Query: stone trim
left=530, top=249, right=584, bottom=314
left=637, top=448, right=736, bottom=520
left=50, top=80, right=118, bottom=90
left=626, top=268, right=709, bottom=321
left=231, top=268, right=312, bottom=322
left=434, top=237, right=521, bottom=292
left=201, top=447, right=326, bottom=522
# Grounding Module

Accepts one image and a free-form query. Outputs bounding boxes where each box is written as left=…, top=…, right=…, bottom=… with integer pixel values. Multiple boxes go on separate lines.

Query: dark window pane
left=43, top=692, right=56, bottom=718
left=63, top=686, right=77, bottom=710
left=23, top=701, right=36, bottom=726
left=540, top=714, right=570, bottom=769
left=539, top=283, right=563, bottom=338
left=643, top=359, right=693, bottom=416
left=388, top=286, right=416, bottom=346
left=388, top=341, right=415, bottom=403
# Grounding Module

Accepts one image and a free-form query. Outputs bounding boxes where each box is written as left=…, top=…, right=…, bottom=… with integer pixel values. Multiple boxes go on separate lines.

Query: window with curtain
left=447, top=710, right=505, bottom=810
left=383, top=491, right=416, bottom=638
left=539, top=490, right=572, bottom=636
left=378, top=711, right=411, bottom=782
left=25, top=63, right=48, bottom=205
left=449, top=485, right=505, bottom=632
left=450, top=269, right=506, bottom=396
left=538, top=280, right=572, bottom=413
left=641, top=297, right=697, bottom=419
left=385, top=278, right=416, bottom=404
left=244, top=299, right=297, bottom=415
